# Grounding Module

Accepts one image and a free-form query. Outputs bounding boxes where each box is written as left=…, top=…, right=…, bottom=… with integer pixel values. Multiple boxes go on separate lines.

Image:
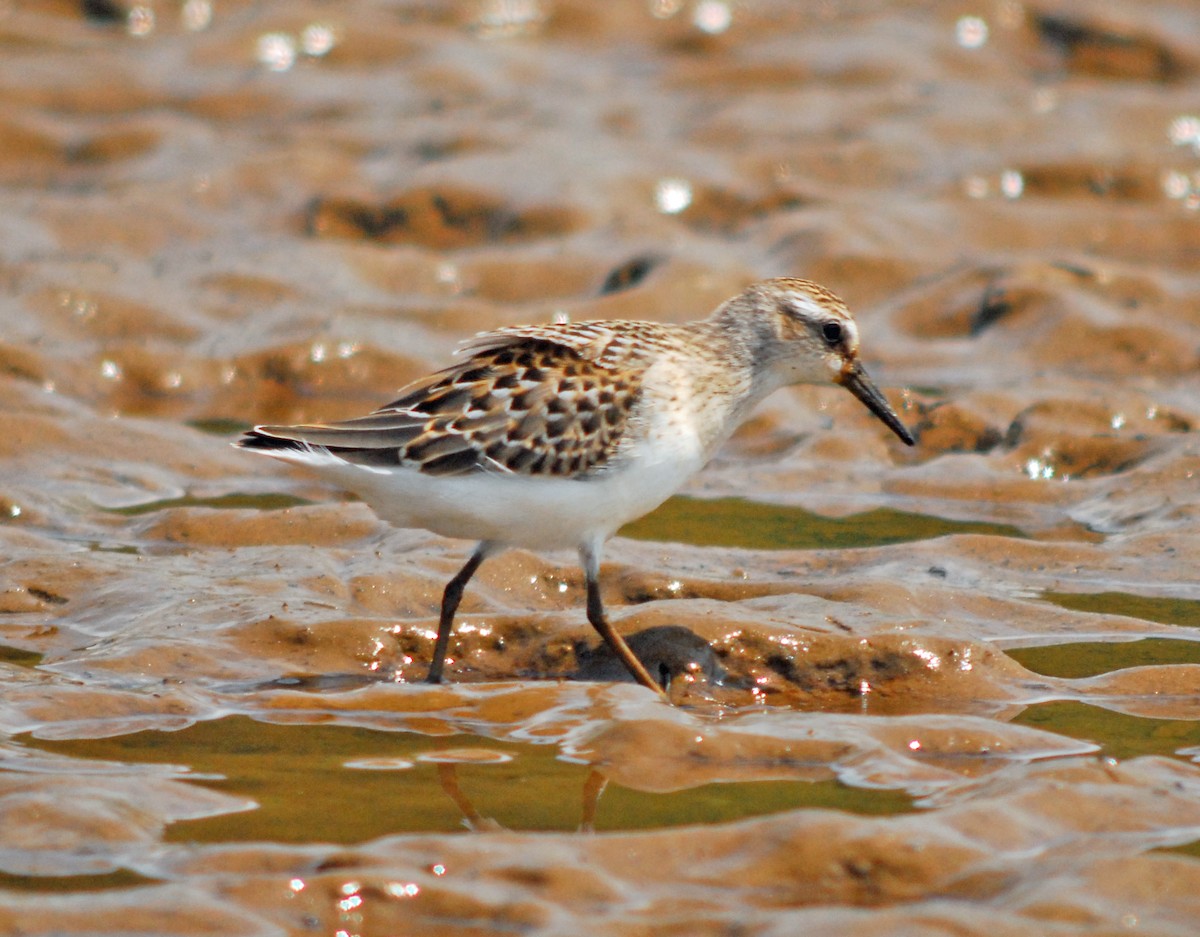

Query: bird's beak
left=835, top=361, right=915, bottom=445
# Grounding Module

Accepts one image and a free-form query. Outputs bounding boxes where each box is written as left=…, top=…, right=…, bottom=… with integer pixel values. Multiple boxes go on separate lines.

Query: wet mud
left=3, top=1, right=1200, bottom=934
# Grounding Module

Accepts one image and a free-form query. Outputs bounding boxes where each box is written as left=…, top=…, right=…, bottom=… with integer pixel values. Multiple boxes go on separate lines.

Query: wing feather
left=238, top=327, right=652, bottom=478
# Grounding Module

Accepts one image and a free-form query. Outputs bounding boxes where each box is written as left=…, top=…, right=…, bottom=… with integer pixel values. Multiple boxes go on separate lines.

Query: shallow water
left=3, top=1, right=1200, bottom=934
left=622, top=496, right=1030, bottom=549
left=19, top=715, right=915, bottom=842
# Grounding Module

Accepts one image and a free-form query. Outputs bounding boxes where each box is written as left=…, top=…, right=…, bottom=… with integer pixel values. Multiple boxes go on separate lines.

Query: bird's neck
left=686, top=311, right=785, bottom=407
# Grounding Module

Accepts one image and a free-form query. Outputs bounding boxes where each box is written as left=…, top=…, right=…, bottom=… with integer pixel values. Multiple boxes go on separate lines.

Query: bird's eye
left=821, top=322, right=843, bottom=346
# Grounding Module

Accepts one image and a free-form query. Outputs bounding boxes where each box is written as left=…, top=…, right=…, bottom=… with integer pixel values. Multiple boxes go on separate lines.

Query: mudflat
left=2, top=3, right=1200, bottom=934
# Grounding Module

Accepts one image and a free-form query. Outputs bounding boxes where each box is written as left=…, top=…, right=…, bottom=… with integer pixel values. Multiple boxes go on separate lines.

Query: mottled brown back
left=242, top=335, right=645, bottom=478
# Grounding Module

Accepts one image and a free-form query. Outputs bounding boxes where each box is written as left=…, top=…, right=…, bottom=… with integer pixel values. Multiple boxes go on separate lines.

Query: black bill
left=837, top=362, right=915, bottom=446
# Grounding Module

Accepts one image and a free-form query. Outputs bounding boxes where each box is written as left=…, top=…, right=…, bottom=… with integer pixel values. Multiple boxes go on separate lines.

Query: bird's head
left=718, top=278, right=915, bottom=446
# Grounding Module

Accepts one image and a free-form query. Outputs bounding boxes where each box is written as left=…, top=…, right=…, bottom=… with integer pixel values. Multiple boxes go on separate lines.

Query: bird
left=236, top=277, right=915, bottom=699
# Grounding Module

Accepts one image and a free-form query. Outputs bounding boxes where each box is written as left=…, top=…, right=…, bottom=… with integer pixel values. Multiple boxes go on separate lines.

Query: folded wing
left=238, top=329, right=644, bottom=478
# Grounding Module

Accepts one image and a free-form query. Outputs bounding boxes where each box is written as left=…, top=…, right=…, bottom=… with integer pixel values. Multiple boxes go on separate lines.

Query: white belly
left=268, top=432, right=708, bottom=551
left=251, top=352, right=746, bottom=550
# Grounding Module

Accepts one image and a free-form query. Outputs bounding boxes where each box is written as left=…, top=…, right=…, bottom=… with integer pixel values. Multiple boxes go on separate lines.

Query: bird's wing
left=457, top=321, right=622, bottom=362
left=239, top=328, right=648, bottom=478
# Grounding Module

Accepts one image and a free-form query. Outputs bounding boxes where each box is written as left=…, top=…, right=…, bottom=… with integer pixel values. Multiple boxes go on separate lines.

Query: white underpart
left=254, top=358, right=722, bottom=552
left=259, top=441, right=704, bottom=551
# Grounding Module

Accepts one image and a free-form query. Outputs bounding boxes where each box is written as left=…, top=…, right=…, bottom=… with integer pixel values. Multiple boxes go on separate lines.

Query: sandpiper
left=237, top=278, right=915, bottom=698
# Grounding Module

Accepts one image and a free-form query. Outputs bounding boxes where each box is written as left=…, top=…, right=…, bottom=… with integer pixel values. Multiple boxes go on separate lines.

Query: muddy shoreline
left=2, top=2, right=1200, bottom=934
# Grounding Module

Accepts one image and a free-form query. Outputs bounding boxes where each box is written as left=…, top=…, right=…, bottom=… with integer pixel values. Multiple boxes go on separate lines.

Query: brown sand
left=2, top=1, right=1200, bottom=934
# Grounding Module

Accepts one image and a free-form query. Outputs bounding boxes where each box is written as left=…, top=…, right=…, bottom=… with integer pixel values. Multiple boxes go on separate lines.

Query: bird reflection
left=435, top=762, right=506, bottom=832
left=433, top=762, right=611, bottom=833
left=428, top=624, right=730, bottom=831
left=578, top=769, right=608, bottom=833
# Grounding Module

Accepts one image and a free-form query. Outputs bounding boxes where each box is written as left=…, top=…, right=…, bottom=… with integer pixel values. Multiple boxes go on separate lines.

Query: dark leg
left=427, top=542, right=491, bottom=684
left=580, top=543, right=668, bottom=699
